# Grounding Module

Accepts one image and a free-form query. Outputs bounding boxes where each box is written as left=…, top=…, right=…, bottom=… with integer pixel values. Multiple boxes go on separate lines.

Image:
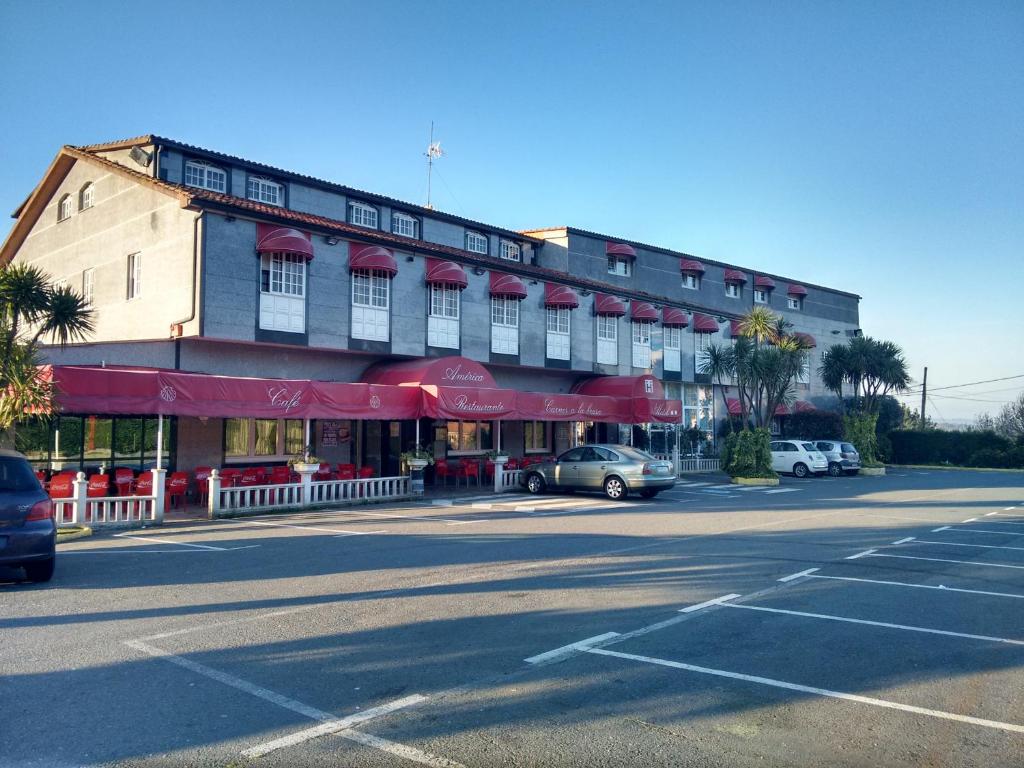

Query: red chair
left=239, top=468, right=264, bottom=486
left=166, top=472, right=189, bottom=510
left=270, top=466, right=292, bottom=484
left=357, top=466, right=375, bottom=479
left=133, top=471, right=154, bottom=519
left=219, top=468, right=241, bottom=487
left=34, top=470, right=47, bottom=487
left=87, top=474, right=109, bottom=498
left=506, top=458, right=521, bottom=470
left=114, top=467, right=136, bottom=496
left=316, top=462, right=335, bottom=481
left=484, top=460, right=496, bottom=480
left=336, top=463, right=356, bottom=480
left=457, top=459, right=480, bottom=487
left=193, top=467, right=212, bottom=505
left=48, top=474, right=74, bottom=499
left=434, top=459, right=452, bottom=486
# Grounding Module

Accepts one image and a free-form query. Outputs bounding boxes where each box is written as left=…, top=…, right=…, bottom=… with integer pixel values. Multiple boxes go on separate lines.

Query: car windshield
left=0, top=457, right=41, bottom=492
left=615, top=446, right=657, bottom=462
left=841, top=443, right=857, bottom=453
left=801, top=443, right=817, bottom=452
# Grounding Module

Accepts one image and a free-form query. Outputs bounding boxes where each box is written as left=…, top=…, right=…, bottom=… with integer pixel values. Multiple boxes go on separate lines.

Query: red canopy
left=723, top=269, right=747, bottom=283
left=692, top=312, right=720, bottom=333
left=630, top=301, right=658, bottom=322
left=361, top=356, right=496, bottom=388
left=787, top=283, right=808, bottom=296
left=350, top=244, right=398, bottom=275
left=420, top=386, right=519, bottom=420
left=425, top=258, right=468, bottom=288
left=730, top=319, right=743, bottom=337
left=794, top=400, right=816, bottom=413
left=606, top=242, right=637, bottom=258
left=489, top=271, right=528, bottom=299
left=594, top=293, right=626, bottom=316
left=573, top=373, right=664, bottom=399
left=726, top=397, right=742, bottom=415
left=544, top=283, right=579, bottom=309
left=515, top=391, right=624, bottom=422
left=754, top=275, right=776, bottom=289
left=662, top=307, right=688, bottom=327
left=256, top=224, right=313, bottom=260
left=679, top=258, right=705, bottom=273
left=793, top=332, right=816, bottom=348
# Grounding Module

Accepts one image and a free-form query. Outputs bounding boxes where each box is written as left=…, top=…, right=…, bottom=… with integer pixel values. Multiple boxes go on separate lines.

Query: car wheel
left=828, top=463, right=842, bottom=477
left=639, top=488, right=659, bottom=499
left=792, top=462, right=809, bottom=478
left=23, top=558, right=55, bottom=584
left=526, top=473, right=546, bottom=494
left=604, top=476, right=627, bottom=500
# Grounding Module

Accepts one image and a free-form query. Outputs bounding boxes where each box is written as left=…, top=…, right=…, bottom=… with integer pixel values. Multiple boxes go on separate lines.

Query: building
left=1, top=135, right=860, bottom=476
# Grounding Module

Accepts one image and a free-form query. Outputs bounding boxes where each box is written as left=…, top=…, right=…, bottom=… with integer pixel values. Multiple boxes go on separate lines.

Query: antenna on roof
left=425, top=121, right=444, bottom=210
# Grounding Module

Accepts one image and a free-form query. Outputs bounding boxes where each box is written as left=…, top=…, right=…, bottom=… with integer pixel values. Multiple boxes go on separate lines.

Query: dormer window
left=754, top=289, right=769, bottom=304
left=499, top=239, right=521, bottom=262
left=466, top=231, right=488, bottom=255
left=392, top=212, right=419, bottom=239
left=787, top=297, right=802, bottom=310
left=349, top=201, right=378, bottom=229
left=607, top=256, right=631, bottom=276
left=725, top=283, right=740, bottom=298
left=247, top=176, right=283, bottom=207
left=184, top=160, right=227, bottom=193
left=682, top=273, right=700, bottom=290
left=79, top=183, right=94, bottom=211
left=57, top=194, right=72, bottom=222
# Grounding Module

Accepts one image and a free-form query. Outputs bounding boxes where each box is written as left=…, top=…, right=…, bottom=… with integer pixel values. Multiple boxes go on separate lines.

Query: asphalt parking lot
left=2, top=469, right=1022, bottom=767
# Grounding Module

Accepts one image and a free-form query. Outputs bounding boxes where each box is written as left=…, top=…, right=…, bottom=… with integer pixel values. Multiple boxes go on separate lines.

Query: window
left=787, top=297, right=802, bottom=310
left=754, top=288, right=769, bottom=304
left=681, top=383, right=714, bottom=443
left=466, top=231, right=488, bottom=254
left=349, top=201, right=378, bottom=229
left=500, top=240, right=521, bottom=262
left=695, top=332, right=712, bottom=375
left=428, top=284, right=460, bottom=349
left=126, top=253, right=142, bottom=300
left=725, top=283, right=740, bottom=298
left=490, top=296, right=519, bottom=355
left=631, top=322, right=652, bottom=369
left=446, top=420, right=493, bottom=453
left=664, top=325, right=681, bottom=372
left=58, top=194, right=72, bottom=222
left=247, top=176, right=283, bottom=206
left=225, top=417, right=305, bottom=461
left=607, top=256, right=631, bottom=276
left=260, top=253, right=306, bottom=333
left=596, top=314, right=618, bottom=365
left=796, top=352, right=810, bottom=384
left=82, top=269, right=94, bottom=308
left=392, top=212, right=418, bottom=239
left=546, top=307, right=570, bottom=360
left=524, top=421, right=550, bottom=452
left=79, top=184, right=94, bottom=211
left=351, top=268, right=390, bottom=341
left=184, top=160, right=227, bottom=192
left=682, top=273, right=700, bottom=290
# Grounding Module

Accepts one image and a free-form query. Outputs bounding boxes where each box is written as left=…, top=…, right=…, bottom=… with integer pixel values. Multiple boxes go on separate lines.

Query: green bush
left=844, top=413, right=881, bottom=466
left=967, top=449, right=1008, bottom=468
left=887, top=430, right=1012, bottom=465
left=1007, top=447, right=1024, bottom=468
left=782, top=411, right=844, bottom=440
left=723, top=428, right=775, bottom=478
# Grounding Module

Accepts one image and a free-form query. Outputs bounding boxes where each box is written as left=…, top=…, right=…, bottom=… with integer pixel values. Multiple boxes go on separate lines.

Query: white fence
left=53, top=471, right=164, bottom=528
left=496, top=467, right=522, bottom=492
left=679, top=457, right=720, bottom=473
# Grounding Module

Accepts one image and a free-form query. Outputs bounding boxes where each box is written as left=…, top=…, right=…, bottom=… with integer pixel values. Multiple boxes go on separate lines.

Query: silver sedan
left=521, top=444, right=676, bottom=500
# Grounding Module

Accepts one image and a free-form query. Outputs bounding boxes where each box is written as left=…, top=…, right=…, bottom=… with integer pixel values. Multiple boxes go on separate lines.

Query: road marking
left=584, top=647, right=1024, bottom=734
left=113, top=534, right=226, bottom=551
left=227, top=519, right=383, bottom=536
left=778, top=568, right=819, bottom=582
left=445, top=519, right=487, bottom=526
left=986, top=512, right=1001, bottom=516
left=334, top=530, right=387, bottom=537
left=866, top=553, right=1024, bottom=570
left=934, top=527, right=1024, bottom=536
left=1006, top=507, right=1017, bottom=511
left=341, top=509, right=467, bottom=525
left=721, top=603, right=1024, bottom=646
left=525, top=632, right=621, bottom=664
left=680, top=593, right=742, bottom=613
left=60, top=549, right=228, bottom=555
left=470, top=502, right=492, bottom=510
left=845, top=549, right=876, bottom=560
left=514, top=505, right=535, bottom=512
left=980, top=520, right=1024, bottom=526
left=962, top=518, right=978, bottom=523
left=807, top=573, right=1024, bottom=600
left=931, top=526, right=951, bottom=532
left=242, top=695, right=427, bottom=757
left=891, top=537, right=915, bottom=545
left=910, top=539, right=1024, bottom=552
left=336, top=729, right=465, bottom=767
left=430, top=499, right=453, bottom=506
left=764, top=488, right=801, bottom=494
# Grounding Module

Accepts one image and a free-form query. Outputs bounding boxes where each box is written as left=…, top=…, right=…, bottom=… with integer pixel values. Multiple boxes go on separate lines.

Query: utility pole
left=920, top=367, right=928, bottom=428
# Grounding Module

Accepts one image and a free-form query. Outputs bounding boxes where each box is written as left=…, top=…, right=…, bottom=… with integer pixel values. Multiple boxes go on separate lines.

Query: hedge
left=781, top=411, right=844, bottom=440
left=887, top=430, right=1016, bottom=466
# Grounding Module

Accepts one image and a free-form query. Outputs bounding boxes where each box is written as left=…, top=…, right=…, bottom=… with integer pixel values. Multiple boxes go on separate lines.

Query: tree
left=817, top=337, right=910, bottom=415
left=0, top=263, right=94, bottom=436
left=995, top=393, right=1024, bottom=439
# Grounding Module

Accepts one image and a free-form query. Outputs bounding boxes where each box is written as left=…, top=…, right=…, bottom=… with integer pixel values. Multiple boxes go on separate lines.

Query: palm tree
left=816, top=337, right=909, bottom=415
left=738, top=306, right=778, bottom=346
left=818, top=344, right=849, bottom=404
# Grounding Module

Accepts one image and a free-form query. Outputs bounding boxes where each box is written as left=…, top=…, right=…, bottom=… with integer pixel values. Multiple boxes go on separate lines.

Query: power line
left=903, top=373, right=1024, bottom=394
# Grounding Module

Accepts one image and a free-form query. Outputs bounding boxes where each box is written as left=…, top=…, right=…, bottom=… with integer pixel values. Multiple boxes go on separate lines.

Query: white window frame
left=445, top=420, right=494, bottom=455
left=682, top=273, right=700, bottom=290
left=754, top=288, right=769, bottom=304
left=80, top=184, right=94, bottom=211
left=349, top=201, right=379, bottom=229
left=695, top=332, right=712, bottom=375
left=725, top=283, right=740, bottom=298
left=247, top=176, right=283, bottom=207
left=663, top=325, right=682, bottom=372
left=545, top=307, right=571, bottom=360
left=490, top=296, right=519, bottom=355
left=224, top=417, right=305, bottom=463
left=499, top=239, right=521, bottom=262
left=787, top=297, right=802, bottom=310
left=259, top=252, right=306, bottom=333
left=184, top=160, right=227, bottom=193
left=607, top=256, right=631, bottom=276
left=126, top=253, right=142, bottom=300
left=427, top=284, right=460, bottom=349
left=351, top=268, right=390, bottom=341
left=523, top=420, right=551, bottom=453
left=58, top=195, right=72, bottom=222
left=392, top=212, right=418, bottom=239
left=82, top=269, right=94, bottom=308
left=596, top=314, right=618, bottom=365
left=796, top=354, right=810, bottom=385
left=466, top=231, right=488, bottom=254
left=631, top=322, right=652, bottom=369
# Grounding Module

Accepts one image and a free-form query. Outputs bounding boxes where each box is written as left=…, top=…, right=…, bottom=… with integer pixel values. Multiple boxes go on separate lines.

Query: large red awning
left=425, top=258, right=468, bottom=288
left=679, top=258, right=705, bottom=273
left=544, top=283, right=579, bottom=309
left=730, top=319, right=743, bottom=337
left=594, top=293, right=626, bottom=316
left=692, top=312, right=720, bottom=333
left=726, top=397, right=742, bottom=416
left=489, top=271, right=528, bottom=299
left=787, top=283, right=808, bottom=296
left=723, top=269, right=747, bottom=283
left=256, top=224, right=313, bottom=260
left=793, top=332, right=816, bottom=348
left=350, top=244, right=398, bottom=275
left=573, top=373, right=664, bottom=399
left=662, top=307, right=688, bottom=327
left=361, top=356, right=496, bottom=388
left=606, top=242, right=637, bottom=258
left=754, top=275, right=776, bottom=289
left=630, top=301, right=658, bottom=322
left=571, top=374, right=679, bottom=423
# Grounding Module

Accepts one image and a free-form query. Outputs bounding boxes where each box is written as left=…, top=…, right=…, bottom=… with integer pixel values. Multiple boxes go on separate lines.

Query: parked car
left=0, top=449, right=56, bottom=583
left=815, top=440, right=861, bottom=476
left=522, top=444, right=675, bottom=500
left=769, top=440, right=828, bottom=478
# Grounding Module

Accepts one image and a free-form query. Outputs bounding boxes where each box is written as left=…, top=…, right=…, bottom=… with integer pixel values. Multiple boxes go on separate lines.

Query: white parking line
left=961, top=518, right=978, bottom=523
left=113, top=534, right=227, bottom=551
left=525, top=632, right=621, bottom=664
left=932, top=526, right=951, bottom=532
left=764, top=488, right=801, bottom=494
left=865, top=553, right=1024, bottom=570
left=807, top=573, right=1024, bottom=600
left=721, top=603, right=1024, bottom=646
left=981, top=520, right=1024, bottom=526
left=778, top=568, right=819, bottom=582
left=337, top=729, right=465, bottom=767
left=892, top=537, right=916, bottom=545
left=584, top=647, right=1024, bottom=734
left=845, top=549, right=876, bottom=560
left=228, top=519, right=383, bottom=536
left=680, top=593, right=742, bottom=613
left=934, top=527, right=1024, bottom=536
left=909, top=540, right=1024, bottom=553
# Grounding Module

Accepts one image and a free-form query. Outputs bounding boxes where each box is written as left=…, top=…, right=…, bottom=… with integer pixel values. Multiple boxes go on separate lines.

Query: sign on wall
left=321, top=420, right=351, bottom=447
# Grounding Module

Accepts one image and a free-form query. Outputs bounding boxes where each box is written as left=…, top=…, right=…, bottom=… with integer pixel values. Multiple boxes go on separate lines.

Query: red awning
left=594, top=293, right=626, bottom=316
left=692, top=312, right=720, bottom=333
left=775, top=403, right=791, bottom=416
left=606, top=242, right=637, bottom=258
left=361, top=356, right=496, bottom=388
left=793, top=332, right=816, bottom=348
left=350, top=244, right=398, bottom=275
left=256, top=224, right=313, bottom=260
left=420, top=386, right=519, bottom=421
left=516, top=391, right=624, bottom=423
left=425, top=258, right=468, bottom=288
left=754, top=275, right=776, bottom=289
left=662, top=307, right=688, bottom=327
left=489, top=271, right=528, bottom=299
left=726, top=397, right=743, bottom=416
left=573, top=374, right=664, bottom=399
left=723, top=269, right=747, bottom=283
left=794, top=400, right=816, bottom=413
left=630, top=301, right=658, bottom=322
left=787, top=283, right=808, bottom=296
left=679, top=258, right=705, bottom=273
left=544, top=283, right=579, bottom=309
left=730, top=319, right=743, bottom=337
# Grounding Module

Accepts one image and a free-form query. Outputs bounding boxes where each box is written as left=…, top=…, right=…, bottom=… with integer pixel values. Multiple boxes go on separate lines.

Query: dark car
left=521, top=444, right=676, bottom=500
left=0, top=449, right=56, bottom=583
left=814, top=440, right=861, bottom=476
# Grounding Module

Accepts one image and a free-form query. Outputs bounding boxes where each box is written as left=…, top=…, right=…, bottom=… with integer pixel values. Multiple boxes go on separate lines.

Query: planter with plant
left=288, top=445, right=321, bottom=473
left=400, top=445, right=435, bottom=468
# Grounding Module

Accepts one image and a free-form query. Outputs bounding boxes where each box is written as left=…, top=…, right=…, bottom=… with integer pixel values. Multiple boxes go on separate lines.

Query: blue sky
left=1, top=0, right=1021, bottom=421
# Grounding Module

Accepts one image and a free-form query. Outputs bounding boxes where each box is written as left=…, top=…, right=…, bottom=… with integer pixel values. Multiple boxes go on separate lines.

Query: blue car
left=0, top=449, right=56, bottom=583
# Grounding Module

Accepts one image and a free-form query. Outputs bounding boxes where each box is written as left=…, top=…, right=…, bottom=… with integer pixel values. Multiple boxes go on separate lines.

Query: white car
left=770, top=440, right=828, bottom=478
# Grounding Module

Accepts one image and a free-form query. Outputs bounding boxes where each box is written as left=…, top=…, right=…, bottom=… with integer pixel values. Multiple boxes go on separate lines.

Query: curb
left=860, top=467, right=886, bottom=476
left=886, top=464, right=1024, bottom=474
left=56, top=526, right=93, bottom=542
left=731, top=477, right=780, bottom=486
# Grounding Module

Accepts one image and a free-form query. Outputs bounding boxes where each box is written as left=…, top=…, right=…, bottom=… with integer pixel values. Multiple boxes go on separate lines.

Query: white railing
left=218, top=482, right=304, bottom=513
left=52, top=470, right=165, bottom=528
left=496, top=468, right=522, bottom=492
left=680, top=457, right=720, bottom=473
left=310, top=476, right=410, bottom=503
